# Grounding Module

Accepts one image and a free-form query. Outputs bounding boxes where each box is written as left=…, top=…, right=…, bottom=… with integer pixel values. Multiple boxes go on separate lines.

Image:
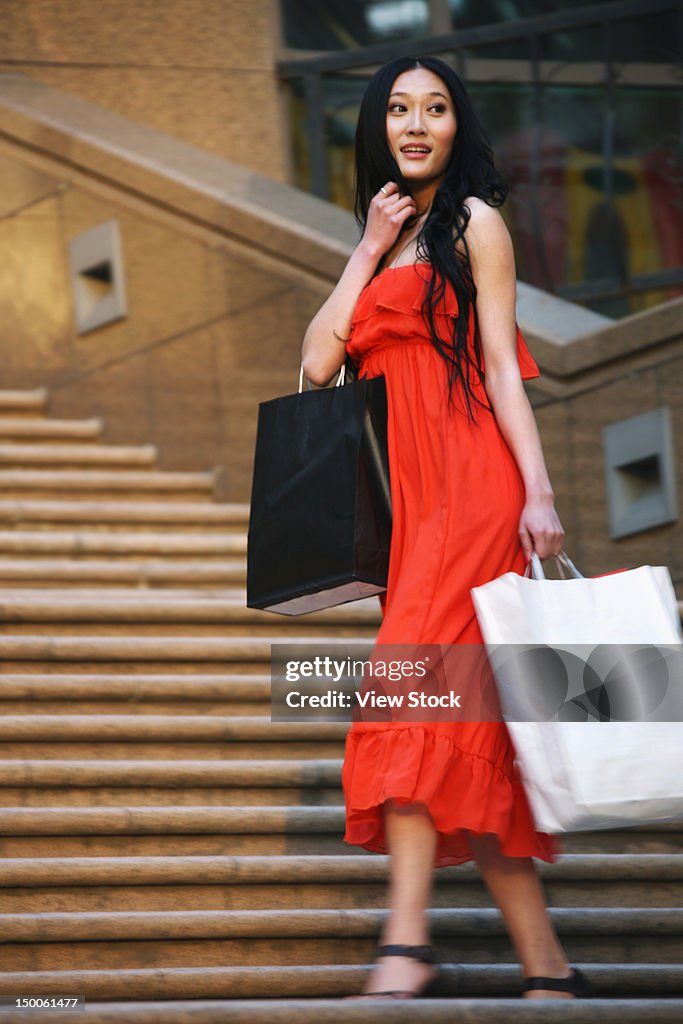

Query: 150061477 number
left=4, top=996, right=85, bottom=1010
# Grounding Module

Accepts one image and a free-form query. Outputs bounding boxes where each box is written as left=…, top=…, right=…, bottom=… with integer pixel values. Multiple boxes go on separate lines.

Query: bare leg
left=356, top=800, right=439, bottom=997
left=468, top=833, right=574, bottom=1000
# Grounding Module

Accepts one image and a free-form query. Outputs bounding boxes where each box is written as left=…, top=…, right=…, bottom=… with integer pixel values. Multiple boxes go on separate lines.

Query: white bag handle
left=524, top=550, right=584, bottom=580
left=298, top=360, right=345, bottom=394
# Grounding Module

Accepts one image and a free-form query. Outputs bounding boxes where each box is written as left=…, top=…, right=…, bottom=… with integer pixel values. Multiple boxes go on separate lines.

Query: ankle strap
left=525, top=975, right=576, bottom=992
left=524, top=967, right=592, bottom=997
left=377, top=944, right=437, bottom=965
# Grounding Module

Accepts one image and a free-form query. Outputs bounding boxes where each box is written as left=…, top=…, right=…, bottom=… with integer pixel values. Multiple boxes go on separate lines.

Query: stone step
left=0, top=806, right=680, bottom=857
left=10, top=962, right=683, bottom=1001
left=0, top=532, right=246, bottom=557
left=0, top=744, right=342, bottom=763
left=0, top=805, right=340, bottom=836
left=0, top=787, right=343, bottom=809
left=0, top=756, right=342, bottom=809
left=1, top=908, right=682, bottom=970
left=0, top=622, right=369, bottom=639
left=0, top=673, right=272, bottom=715
left=0, top=759, right=342, bottom=790
left=0, top=715, right=346, bottom=760
left=0, top=806, right=349, bottom=856
left=0, top=389, right=47, bottom=416
left=1, top=702, right=271, bottom=718
left=0, top=715, right=345, bottom=741
left=0, top=832, right=348, bottom=858
left=0, top=499, right=249, bottom=532
left=0, top=962, right=681, bottom=1001
left=3, top=998, right=683, bottom=1024
left=0, top=591, right=379, bottom=635
left=0, top=588, right=373, bottom=609
left=0, top=558, right=247, bottom=587
left=3, top=853, right=680, bottom=886
left=0, top=417, right=102, bottom=442
left=0, top=634, right=358, bottom=663
left=0, top=443, right=157, bottom=469
left=0, top=469, right=216, bottom=501
left=0, top=855, right=681, bottom=912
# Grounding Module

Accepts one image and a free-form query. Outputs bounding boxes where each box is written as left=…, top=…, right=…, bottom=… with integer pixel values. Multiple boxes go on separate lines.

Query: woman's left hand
left=518, top=495, right=565, bottom=561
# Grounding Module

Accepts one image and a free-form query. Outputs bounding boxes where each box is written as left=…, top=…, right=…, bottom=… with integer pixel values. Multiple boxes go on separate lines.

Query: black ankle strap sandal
left=359, top=944, right=440, bottom=999
left=523, top=966, right=593, bottom=998
left=377, top=944, right=438, bottom=964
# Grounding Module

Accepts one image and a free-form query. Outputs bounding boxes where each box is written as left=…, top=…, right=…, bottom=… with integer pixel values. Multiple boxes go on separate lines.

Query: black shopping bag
left=247, top=365, right=392, bottom=615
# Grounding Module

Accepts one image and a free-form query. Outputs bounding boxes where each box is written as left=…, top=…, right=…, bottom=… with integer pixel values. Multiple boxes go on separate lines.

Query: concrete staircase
left=0, top=387, right=681, bottom=1022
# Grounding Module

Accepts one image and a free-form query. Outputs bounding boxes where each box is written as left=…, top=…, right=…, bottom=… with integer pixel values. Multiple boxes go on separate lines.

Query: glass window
left=449, top=0, right=596, bottom=25
left=495, top=70, right=683, bottom=316
left=281, top=0, right=431, bottom=51
left=281, top=2, right=683, bottom=314
left=608, top=11, right=681, bottom=63
left=287, top=73, right=367, bottom=204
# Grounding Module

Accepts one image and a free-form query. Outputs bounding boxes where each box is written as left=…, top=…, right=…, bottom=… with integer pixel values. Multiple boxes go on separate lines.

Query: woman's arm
left=301, top=183, right=416, bottom=386
left=301, top=242, right=381, bottom=386
left=465, top=197, right=564, bottom=560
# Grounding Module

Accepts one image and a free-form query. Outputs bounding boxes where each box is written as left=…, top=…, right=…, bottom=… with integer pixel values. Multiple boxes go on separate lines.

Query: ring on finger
left=379, top=186, right=388, bottom=196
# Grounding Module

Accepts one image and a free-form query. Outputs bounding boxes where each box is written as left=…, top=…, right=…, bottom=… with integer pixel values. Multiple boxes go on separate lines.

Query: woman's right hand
left=361, top=182, right=417, bottom=257
left=301, top=183, right=415, bottom=385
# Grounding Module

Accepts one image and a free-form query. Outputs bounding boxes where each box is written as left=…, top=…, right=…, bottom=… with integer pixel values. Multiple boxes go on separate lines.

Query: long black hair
left=354, top=55, right=508, bottom=419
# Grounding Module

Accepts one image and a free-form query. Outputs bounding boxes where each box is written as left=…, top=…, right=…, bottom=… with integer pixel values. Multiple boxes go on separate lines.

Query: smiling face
left=385, top=66, right=458, bottom=191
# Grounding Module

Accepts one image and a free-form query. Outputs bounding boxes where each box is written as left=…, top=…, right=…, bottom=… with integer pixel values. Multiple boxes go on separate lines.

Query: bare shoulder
left=461, top=196, right=513, bottom=262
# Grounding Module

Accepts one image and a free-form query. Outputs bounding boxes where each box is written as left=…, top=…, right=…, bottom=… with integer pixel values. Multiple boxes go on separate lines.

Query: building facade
left=0, top=0, right=681, bottom=587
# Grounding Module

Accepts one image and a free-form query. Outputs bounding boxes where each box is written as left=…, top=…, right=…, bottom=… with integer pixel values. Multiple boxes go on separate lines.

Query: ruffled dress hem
left=342, top=725, right=557, bottom=868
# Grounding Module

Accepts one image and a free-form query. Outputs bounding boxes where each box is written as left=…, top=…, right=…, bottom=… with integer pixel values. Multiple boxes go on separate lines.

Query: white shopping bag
left=471, top=552, right=683, bottom=833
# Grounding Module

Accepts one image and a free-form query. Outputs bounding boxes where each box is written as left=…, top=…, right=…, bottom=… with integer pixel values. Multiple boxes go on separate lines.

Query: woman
left=301, top=56, right=591, bottom=1002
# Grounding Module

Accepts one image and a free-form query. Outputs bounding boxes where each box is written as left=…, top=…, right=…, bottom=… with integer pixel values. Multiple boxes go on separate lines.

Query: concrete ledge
left=516, top=283, right=612, bottom=344
left=525, top=294, right=683, bottom=380
left=0, top=72, right=357, bottom=287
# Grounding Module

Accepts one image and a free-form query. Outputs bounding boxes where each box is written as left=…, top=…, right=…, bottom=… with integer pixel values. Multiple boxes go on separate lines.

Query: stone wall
left=0, top=0, right=289, bottom=181
left=534, top=367, right=683, bottom=588
left=0, top=73, right=356, bottom=501
left=0, top=145, right=334, bottom=500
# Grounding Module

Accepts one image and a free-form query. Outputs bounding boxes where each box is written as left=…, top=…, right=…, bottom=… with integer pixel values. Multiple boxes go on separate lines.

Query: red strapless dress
left=342, top=262, right=557, bottom=867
